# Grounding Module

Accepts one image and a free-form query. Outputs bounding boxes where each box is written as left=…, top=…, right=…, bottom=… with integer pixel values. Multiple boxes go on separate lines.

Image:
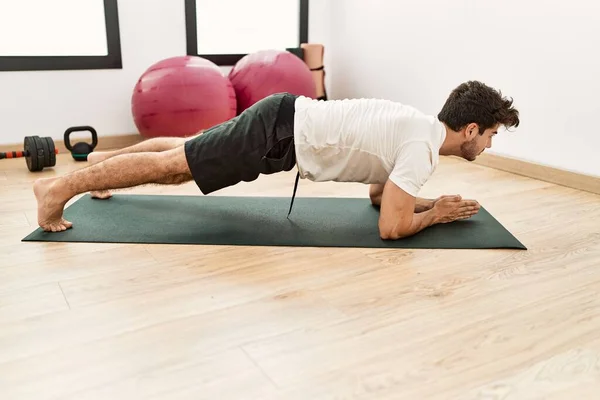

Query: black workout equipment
left=0, top=136, right=57, bottom=172
left=64, top=126, right=98, bottom=161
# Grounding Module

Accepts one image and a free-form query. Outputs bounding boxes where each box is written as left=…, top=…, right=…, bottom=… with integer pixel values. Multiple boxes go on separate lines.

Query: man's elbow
left=378, top=223, right=409, bottom=240
left=380, top=230, right=398, bottom=240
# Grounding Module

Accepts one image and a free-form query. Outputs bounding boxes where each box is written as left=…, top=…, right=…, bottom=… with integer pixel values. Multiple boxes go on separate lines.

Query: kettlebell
left=64, top=126, right=98, bottom=161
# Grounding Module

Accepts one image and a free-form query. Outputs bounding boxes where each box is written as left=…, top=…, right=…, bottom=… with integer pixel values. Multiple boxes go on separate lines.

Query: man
left=33, top=80, right=519, bottom=239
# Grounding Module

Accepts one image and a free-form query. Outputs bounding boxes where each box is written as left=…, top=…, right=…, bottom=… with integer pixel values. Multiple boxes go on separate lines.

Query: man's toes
left=43, top=220, right=72, bottom=232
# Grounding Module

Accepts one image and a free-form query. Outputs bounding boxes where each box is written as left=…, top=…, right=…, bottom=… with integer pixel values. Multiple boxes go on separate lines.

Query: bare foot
left=33, top=177, right=73, bottom=232
left=87, top=151, right=112, bottom=199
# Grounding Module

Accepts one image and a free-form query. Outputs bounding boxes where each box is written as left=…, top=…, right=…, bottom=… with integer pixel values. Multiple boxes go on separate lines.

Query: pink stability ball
left=228, top=49, right=316, bottom=114
left=132, top=56, right=237, bottom=138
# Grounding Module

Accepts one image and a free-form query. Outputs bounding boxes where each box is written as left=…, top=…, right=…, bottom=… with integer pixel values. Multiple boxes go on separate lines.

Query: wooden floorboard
left=1, top=153, right=599, bottom=399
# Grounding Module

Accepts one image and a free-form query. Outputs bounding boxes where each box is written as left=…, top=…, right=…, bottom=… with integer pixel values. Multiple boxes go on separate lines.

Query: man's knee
left=161, top=146, right=191, bottom=176
left=153, top=147, right=192, bottom=185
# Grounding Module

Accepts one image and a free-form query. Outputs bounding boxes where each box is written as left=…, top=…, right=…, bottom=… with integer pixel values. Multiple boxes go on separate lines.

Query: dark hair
left=438, top=81, right=520, bottom=133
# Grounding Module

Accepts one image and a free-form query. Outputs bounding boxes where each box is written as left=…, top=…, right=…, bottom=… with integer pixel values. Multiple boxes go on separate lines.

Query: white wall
left=0, top=0, right=333, bottom=146
left=0, top=0, right=185, bottom=146
left=326, top=0, right=600, bottom=178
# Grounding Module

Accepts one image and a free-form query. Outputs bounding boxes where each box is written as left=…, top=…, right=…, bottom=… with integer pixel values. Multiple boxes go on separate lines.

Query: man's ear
left=464, top=123, right=479, bottom=139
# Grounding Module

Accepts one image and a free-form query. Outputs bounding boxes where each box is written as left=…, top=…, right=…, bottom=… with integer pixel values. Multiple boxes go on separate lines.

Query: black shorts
left=184, top=92, right=298, bottom=194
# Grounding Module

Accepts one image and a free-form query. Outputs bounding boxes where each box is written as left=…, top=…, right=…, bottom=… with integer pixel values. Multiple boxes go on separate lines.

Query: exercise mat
left=22, top=194, right=526, bottom=249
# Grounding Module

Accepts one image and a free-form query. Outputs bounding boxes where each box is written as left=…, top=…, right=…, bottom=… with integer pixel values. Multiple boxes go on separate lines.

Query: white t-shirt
left=292, top=96, right=447, bottom=197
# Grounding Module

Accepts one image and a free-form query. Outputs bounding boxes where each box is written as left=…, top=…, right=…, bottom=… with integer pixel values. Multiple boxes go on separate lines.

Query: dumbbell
left=0, top=136, right=57, bottom=172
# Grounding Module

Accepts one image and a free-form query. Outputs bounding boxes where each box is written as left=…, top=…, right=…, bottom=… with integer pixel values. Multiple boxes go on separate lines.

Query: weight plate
left=45, top=137, right=56, bottom=167
left=40, top=136, right=51, bottom=170
left=33, top=136, right=44, bottom=172
left=24, top=136, right=39, bottom=171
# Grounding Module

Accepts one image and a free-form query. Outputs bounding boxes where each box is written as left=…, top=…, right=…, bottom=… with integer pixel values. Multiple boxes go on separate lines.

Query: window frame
left=185, top=0, right=309, bottom=66
left=0, top=0, right=122, bottom=72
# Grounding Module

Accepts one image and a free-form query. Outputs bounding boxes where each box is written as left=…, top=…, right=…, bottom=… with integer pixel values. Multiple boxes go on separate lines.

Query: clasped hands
left=429, top=195, right=481, bottom=223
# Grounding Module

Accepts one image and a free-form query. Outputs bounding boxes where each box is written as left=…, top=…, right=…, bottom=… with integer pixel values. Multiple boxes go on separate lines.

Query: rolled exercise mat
left=22, top=194, right=526, bottom=250
left=301, top=43, right=327, bottom=100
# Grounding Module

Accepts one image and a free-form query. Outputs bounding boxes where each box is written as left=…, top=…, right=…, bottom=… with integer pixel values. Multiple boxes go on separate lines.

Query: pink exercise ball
left=228, top=49, right=316, bottom=114
left=132, top=56, right=237, bottom=138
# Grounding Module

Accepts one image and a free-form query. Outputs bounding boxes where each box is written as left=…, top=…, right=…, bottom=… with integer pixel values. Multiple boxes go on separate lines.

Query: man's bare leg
left=87, top=136, right=192, bottom=163
left=87, top=135, right=195, bottom=199
left=34, top=145, right=192, bottom=232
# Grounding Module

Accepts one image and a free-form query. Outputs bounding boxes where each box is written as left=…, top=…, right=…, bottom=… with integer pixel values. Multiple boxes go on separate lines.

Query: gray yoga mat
left=22, top=194, right=526, bottom=249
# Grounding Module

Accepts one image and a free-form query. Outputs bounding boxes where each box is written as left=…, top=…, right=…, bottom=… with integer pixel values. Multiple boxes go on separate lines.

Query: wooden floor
left=1, top=152, right=599, bottom=400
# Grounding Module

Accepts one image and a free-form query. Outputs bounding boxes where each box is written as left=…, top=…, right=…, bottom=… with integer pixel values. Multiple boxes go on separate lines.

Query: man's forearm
left=381, top=208, right=439, bottom=240
left=372, top=194, right=433, bottom=212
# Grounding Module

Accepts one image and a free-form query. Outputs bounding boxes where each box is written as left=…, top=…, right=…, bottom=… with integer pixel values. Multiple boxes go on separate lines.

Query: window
left=0, top=0, right=122, bottom=72
left=185, top=0, right=309, bottom=65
